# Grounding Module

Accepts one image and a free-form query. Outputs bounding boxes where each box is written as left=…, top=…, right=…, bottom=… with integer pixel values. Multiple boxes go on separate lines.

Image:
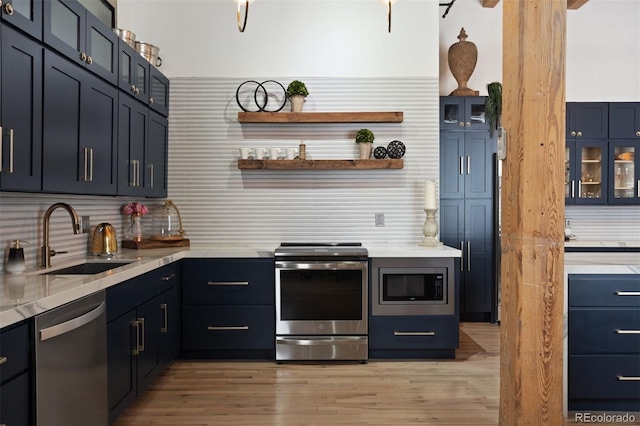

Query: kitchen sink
left=43, top=261, right=135, bottom=275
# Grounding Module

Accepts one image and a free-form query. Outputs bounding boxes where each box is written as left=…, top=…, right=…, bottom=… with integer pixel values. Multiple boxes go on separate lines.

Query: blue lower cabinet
left=0, top=322, right=32, bottom=426
left=0, top=372, right=30, bottom=426
left=368, top=315, right=459, bottom=359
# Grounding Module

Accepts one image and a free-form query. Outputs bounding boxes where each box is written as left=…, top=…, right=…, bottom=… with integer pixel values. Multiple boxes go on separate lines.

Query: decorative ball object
left=386, top=140, right=406, bottom=159
left=373, top=146, right=387, bottom=159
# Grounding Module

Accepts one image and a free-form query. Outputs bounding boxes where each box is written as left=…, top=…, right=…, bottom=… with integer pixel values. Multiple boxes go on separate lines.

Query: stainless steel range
left=274, top=242, right=368, bottom=362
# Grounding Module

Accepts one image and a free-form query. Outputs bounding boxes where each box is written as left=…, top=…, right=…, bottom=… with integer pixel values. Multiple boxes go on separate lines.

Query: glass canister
left=150, top=200, right=185, bottom=240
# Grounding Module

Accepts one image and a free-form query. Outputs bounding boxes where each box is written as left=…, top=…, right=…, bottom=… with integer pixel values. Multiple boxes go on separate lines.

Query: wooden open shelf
left=237, top=159, right=403, bottom=170
left=237, top=111, right=403, bottom=124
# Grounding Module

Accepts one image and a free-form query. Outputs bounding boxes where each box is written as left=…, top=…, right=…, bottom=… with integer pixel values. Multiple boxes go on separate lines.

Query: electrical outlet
left=81, top=216, right=91, bottom=233
left=565, top=218, right=572, bottom=228
left=375, top=213, right=385, bottom=227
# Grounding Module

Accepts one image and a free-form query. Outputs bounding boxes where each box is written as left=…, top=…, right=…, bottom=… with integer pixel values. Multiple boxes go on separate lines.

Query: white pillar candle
left=424, top=180, right=437, bottom=210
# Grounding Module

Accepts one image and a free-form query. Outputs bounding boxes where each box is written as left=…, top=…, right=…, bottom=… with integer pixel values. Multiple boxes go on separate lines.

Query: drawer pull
left=207, top=281, right=249, bottom=286
left=393, top=331, right=435, bottom=336
left=615, top=291, right=640, bottom=296
left=0, top=356, right=7, bottom=365
left=208, top=326, right=249, bottom=331
left=615, top=329, right=640, bottom=335
left=161, top=274, right=176, bottom=281
left=617, top=376, right=640, bottom=381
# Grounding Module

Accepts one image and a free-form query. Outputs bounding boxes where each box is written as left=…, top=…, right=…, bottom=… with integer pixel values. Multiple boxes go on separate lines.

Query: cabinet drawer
left=569, top=355, right=640, bottom=402
left=368, top=316, right=459, bottom=350
left=569, top=308, right=640, bottom=354
left=107, top=262, right=180, bottom=322
left=182, top=305, right=274, bottom=351
left=182, top=259, right=274, bottom=305
left=0, top=323, right=30, bottom=383
left=569, top=275, right=640, bottom=307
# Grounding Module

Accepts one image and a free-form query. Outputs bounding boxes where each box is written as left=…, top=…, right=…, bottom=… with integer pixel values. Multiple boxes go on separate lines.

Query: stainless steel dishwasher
left=35, top=291, right=108, bottom=426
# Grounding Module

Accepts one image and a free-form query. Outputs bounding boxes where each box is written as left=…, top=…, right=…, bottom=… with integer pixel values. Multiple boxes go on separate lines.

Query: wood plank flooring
left=114, top=323, right=639, bottom=425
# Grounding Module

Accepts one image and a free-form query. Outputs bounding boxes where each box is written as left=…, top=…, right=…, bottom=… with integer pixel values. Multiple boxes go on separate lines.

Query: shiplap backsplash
left=167, top=77, right=440, bottom=246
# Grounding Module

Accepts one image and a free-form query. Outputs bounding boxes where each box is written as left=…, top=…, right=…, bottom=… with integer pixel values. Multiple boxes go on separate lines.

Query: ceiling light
left=234, top=0, right=254, bottom=33
left=380, top=0, right=399, bottom=33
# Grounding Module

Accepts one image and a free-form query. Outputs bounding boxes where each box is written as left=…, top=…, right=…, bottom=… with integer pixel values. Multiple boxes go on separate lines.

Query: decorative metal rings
left=235, top=80, right=287, bottom=113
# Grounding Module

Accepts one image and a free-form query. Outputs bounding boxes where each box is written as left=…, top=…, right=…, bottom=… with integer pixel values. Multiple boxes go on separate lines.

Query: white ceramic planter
left=359, top=143, right=373, bottom=159
left=290, top=95, right=305, bottom=112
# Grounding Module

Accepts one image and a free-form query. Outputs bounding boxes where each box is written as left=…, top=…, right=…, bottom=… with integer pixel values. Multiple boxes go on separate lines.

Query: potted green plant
left=485, top=81, right=502, bottom=137
left=355, top=128, right=375, bottom=159
left=286, top=80, right=309, bottom=113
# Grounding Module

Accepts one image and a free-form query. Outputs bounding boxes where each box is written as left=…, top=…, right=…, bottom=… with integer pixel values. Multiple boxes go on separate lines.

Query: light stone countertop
left=0, top=243, right=461, bottom=329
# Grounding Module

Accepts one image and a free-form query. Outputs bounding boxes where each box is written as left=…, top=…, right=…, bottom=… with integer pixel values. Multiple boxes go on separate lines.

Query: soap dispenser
left=6, top=240, right=27, bottom=274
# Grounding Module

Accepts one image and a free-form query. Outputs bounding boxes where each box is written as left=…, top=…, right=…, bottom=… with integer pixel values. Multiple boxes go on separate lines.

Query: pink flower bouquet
left=122, top=202, right=149, bottom=216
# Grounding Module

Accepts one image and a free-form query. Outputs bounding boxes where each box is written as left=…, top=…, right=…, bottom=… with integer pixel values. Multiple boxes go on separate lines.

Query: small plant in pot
left=355, top=128, right=375, bottom=159
left=286, top=80, right=309, bottom=113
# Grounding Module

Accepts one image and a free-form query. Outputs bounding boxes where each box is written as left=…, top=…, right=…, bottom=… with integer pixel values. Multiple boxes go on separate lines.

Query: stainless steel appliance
left=274, top=243, right=368, bottom=362
left=371, top=257, right=455, bottom=316
left=35, top=291, right=108, bottom=426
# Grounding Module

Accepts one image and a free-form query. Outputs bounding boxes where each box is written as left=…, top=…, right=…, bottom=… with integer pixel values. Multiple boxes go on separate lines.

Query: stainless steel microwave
left=371, top=258, right=455, bottom=316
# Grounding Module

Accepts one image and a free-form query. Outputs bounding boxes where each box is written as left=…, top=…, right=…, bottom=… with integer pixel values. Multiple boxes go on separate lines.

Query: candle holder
left=419, top=208, right=442, bottom=247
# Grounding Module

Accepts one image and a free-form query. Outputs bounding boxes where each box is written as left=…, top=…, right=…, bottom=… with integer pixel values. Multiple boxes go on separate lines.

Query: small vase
left=128, top=213, right=143, bottom=242
left=359, top=143, right=373, bottom=159
left=290, top=95, right=305, bottom=113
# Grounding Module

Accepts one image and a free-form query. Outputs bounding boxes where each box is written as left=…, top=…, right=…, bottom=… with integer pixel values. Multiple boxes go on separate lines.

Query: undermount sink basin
left=43, top=261, right=134, bottom=275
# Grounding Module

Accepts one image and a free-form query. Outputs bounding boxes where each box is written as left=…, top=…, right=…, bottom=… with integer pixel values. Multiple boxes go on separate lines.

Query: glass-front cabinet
left=608, top=141, right=639, bottom=204
left=0, top=0, right=42, bottom=40
left=440, top=96, right=489, bottom=131
left=566, top=140, right=608, bottom=205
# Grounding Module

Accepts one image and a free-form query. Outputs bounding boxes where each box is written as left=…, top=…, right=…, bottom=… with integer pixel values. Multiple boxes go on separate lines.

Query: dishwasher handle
left=39, top=302, right=106, bottom=342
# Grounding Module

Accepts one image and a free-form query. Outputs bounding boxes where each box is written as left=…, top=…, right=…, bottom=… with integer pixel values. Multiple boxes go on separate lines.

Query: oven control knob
left=318, top=324, right=324, bottom=330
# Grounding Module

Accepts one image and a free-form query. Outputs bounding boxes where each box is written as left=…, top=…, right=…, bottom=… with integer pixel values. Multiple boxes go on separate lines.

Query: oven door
left=275, top=260, right=368, bottom=336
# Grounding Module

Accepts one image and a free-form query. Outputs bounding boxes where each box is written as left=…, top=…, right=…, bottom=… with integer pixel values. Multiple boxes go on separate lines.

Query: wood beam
left=483, top=0, right=590, bottom=9
left=500, top=0, right=566, bottom=425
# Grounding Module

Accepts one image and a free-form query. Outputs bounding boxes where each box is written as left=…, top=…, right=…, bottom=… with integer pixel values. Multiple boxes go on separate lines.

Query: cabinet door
left=463, top=199, right=493, bottom=314
left=158, top=285, right=180, bottom=366
left=0, top=373, right=30, bottom=426
left=118, top=39, right=149, bottom=103
left=438, top=198, right=464, bottom=251
left=440, top=97, right=466, bottom=131
left=84, top=11, right=117, bottom=84
left=43, top=0, right=86, bottom=67
left=117, top=94, right=147, bottom=196
left=107, top=310, right=137, bottom=425
left=567, top=102, right=608, bottom=139
left=0, top=26, right=42, bottom=191
left=0, top=0, right=42, bottom=40
left=136, top=293, right=162, bottom=393
left=146, top=111, right=168, bottom=198
left=609, top=102, right=640, bottom=139
left=565, top=142, right=577, bottom=203
left=440, top=132, right=465, bottom=199
left=575, top=140, right=608, bottom=205
left=464, top=132, right=494, bottom=198
left=149, top=66, right=169, bottom=116
left=608, top=140, right=639, bottom=205
left=463, top=96, right=489, bottom=130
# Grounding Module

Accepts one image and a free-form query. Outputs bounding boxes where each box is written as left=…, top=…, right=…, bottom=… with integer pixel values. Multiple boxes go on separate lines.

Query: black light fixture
left=235, top=0, right=253, bottom=32
left=381, top=0, right=399, bottom=33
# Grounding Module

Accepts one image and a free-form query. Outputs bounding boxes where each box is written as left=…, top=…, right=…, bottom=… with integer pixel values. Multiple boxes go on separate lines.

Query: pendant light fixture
left=234, top=0, right=254, bottom=32
left=380, top=0, right=399, bottom=33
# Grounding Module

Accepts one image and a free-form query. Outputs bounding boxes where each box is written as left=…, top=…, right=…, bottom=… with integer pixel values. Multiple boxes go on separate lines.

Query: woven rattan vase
left=448, top=28, right=479, bottom=96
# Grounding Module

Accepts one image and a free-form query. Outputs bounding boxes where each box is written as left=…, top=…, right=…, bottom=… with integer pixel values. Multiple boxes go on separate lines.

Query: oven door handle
left=276, top=336, right=367, bottom=346
left=276, top=261, right=367, bottom=270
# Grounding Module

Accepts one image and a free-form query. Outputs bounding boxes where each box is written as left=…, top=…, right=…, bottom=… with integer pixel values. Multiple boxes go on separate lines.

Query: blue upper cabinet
left=566, top=102, right=608, bottom=139
left=608, top=140, right=639, bottom=205
left=0, top=0, right=42, bottom=40
left=149, top=66, right=169, bottom=117
left=609, top=102, right=640, bottom=139
left=440, top=96, right=489, bottom=131
left=118, top=39, right=150, bottom=104
left=440, top=131, right=494, bottom=199
left=565, top=140, right=609, bottom=205
left=43, top=0, right=118, bottom=85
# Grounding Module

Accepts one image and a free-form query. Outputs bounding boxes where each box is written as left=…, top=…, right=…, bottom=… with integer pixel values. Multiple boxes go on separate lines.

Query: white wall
left=117, top=0, right=439, bottom=78
left=438, top=0, right=640, bottom=101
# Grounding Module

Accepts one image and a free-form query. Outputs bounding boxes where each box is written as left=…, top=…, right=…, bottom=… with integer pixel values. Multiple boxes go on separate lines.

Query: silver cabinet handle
left=161, top=274, right=176, bottom=281
left=637, top=180, right=639, bottom=198
left=86, top=55, right=93, bottom=65
left=148, top=164, right=154, bottom=188
left=571, top=180, right=575, bottom=198
left=136, top=160, right=141, bottom=187
left=208, top=326, right=249, bottom=331
left=132, top=320, right=140, bottom=355
left=467, top=240, right=471, bottom=271
left=393, top=331, right=435, bottom=336
left=160, top=303, right=168, bottom=333
left=80, top=51, right=87, bottom=62
left=578, top=180, right=582, bottom=198
left=636, top=131, right=640, bottom=137
left=571, top=131, right=576, bottom=137
left=0, top=356, right=7, bottom=365
left=466, top=121, right=471, bottom=128
left=617, top=376, right=640, bottom=381
left=466, top=156, right=470, bottom=175
left=208, top=281, right=249, bottom=286
left=615, top=291, right=640, bottom=296
left=460, top=241, right=464, bottom=272
left=40, top=302, right=105, bottom=341
left=459, top=156, right=463, bottom=175
left=577, top=131, right=582, bottom=137
left=0, top=125, right=3, bottom=173
left=88, top=148, right=93, bottom=181
left=615, top=329, right=640, bottom=335
left=129, top=160, right=136, bottom=186
left=82, top=147, right=89, bottom=181
left=458, top=121, right=464, bottom=128
left=5, top=128, right=13, bottom=173
left=138, top=317, right=145, bottom=352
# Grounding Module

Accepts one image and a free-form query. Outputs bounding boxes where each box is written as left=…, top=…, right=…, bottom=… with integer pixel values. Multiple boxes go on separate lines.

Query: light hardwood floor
left=114, top=323, right=638, bottom=426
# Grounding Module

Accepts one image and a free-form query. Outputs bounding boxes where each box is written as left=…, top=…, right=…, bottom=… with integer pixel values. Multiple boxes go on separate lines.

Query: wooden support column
left=500, top=1, right=566, bottom=424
